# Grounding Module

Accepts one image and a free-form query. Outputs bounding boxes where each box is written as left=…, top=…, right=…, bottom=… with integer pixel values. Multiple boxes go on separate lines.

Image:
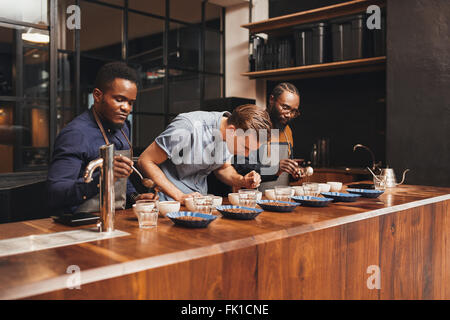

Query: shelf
left=241, top=56, right=386, bottom=80
left=241, top=0, right=386, bottom=35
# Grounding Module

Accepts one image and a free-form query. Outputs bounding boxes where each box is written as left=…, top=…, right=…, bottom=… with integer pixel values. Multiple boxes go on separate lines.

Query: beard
left=110, top=121, right=125, bottom=130
left=268, top=106, right=287, bottom=130
left=96, top=100, right=125, bottom=130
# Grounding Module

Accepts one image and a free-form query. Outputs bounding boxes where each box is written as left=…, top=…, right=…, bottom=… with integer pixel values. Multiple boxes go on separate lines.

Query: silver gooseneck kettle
left=379, top=167, right=410, bottom=188
left=353, top=144, right=410, bottom=188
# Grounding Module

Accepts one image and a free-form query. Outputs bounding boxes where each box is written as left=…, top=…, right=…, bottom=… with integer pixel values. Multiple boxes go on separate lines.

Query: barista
left=47, top=62, right=157, bottom=214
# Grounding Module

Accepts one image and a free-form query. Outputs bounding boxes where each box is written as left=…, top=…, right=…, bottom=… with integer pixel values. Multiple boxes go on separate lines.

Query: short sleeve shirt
left=155, top=111, right=232, bottom=200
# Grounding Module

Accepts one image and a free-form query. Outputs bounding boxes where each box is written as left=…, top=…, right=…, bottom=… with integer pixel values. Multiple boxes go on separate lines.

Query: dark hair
left=270, top=82, right=299, bottom=100
left=227, top=104, right=272, bottom=141
left=94, top=62, right=139, bottom=92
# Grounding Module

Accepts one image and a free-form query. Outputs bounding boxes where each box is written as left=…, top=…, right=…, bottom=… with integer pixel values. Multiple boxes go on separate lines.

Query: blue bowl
left=166, top=211, right=217, bottom=228
left=256, top=200, right=300, bottom=212
left=320, top=192, right=361, bottom=203
left=347, top=183, right=375, bottom=190
left=292, top=195, right=334, bottom=207
left=346, top=188, right=384, bottom=198
left=216, top=205, right=263, bottom=220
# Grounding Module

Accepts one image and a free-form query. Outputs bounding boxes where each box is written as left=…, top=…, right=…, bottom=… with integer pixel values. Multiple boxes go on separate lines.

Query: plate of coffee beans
left=256, top=200, right=300, bottom=212
left=215, top=205, right=263, bottom=220
left=166, top=211, right=217, bottom=228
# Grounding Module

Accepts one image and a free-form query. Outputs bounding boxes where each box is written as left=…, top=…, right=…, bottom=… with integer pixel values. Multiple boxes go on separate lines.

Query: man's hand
left=114, top=154, right=134, bottom=180
left=278, top=159, right=300, bottom=179
left=178, top=192, right=202, bottom=205
left=135, top=193, right=159, bottom=201
left=242, top=170, right=261, bottom=189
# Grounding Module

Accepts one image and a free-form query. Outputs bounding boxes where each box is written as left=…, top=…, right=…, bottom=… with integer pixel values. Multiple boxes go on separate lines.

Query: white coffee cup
left=228, top=193, right=240, bottom=206
left=318, top=183, right=331, bottom=193
left=327, top=182, right=342, bottom=192
left=264, top=189, right=276, bottom=200
left=291, top=186, right=305, bottom=196
left=158, top=201, right=181, bottom=217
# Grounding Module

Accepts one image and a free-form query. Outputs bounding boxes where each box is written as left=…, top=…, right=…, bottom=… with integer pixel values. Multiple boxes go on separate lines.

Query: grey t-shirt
left=155, top=111, right=232, bottom=200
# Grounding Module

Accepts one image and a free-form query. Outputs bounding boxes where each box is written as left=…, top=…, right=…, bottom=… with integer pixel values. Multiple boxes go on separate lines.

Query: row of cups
left=227, top=182, right=343, bottom=206
left=267, top=181, right=342, bottom=201
left=133, top=182, right=343, bottom=228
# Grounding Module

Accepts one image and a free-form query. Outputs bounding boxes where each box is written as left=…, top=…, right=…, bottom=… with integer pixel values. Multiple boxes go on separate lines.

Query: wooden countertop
left=0, top=183, right=449, bottom=299
left=312, top=167, right=370, bottom=174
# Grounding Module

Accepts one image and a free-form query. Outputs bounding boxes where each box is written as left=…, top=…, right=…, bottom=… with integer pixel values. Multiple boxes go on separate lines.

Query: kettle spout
left=398, top=169, right=410, bottom=185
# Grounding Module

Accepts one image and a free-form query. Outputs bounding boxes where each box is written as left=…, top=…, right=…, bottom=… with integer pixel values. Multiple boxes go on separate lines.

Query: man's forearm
left=214, top=166, right=244, bottom=188
left=139, top=160, right=184, bottom=201
left=47, top=175, right=100, bottom=210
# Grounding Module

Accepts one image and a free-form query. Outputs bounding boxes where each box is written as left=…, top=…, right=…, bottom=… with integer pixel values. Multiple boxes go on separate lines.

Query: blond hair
left=227, top=104, right=272, bottom=141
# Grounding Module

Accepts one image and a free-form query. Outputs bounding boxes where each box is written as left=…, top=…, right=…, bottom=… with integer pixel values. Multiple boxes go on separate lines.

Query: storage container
left=331, top=14, right=365, bottom=61
left=293, top=22, right=329, bottom=66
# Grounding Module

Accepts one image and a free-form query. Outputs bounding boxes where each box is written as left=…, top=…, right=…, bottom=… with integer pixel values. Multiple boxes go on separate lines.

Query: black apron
left=75, top=108, right=132, bottom=213
left=259, top=129, right=293, bottom=192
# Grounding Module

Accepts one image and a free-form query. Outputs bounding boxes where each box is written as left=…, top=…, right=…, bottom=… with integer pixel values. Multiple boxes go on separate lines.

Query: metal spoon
left=131, top=165, right=155, bottom=188
left=367, top=167, right=381, bottom=182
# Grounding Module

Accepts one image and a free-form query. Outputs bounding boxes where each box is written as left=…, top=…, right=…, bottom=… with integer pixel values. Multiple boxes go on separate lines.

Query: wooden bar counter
left=0, top=183, right=449, bottom=300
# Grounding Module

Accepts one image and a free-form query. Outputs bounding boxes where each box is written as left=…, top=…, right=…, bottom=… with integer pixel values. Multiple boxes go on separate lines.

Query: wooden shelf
left=241, top=0, right=386, bottom=35
left=241, top=56, right=386, bottom=80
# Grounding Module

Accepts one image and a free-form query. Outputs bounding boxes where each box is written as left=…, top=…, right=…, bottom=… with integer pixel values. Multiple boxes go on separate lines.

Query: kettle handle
left=398, top=169, right=410, bottom=185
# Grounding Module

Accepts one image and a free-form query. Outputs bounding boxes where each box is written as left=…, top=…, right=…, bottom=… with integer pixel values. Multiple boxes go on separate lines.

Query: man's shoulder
left=178, top=111, right=224, bottom=124
left=56, top=111, right=93, bottom=139
left=284, top=124, right=293, bottom=135
left=284, top=125, right=294, bottom=144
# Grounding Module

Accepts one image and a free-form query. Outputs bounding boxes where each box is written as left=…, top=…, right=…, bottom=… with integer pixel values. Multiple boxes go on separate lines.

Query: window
left=0, top=0, right=225, bottom=173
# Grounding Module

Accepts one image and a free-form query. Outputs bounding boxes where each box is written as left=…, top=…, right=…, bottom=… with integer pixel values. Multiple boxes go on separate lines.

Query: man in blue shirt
left=47, top=62, right=157, bottom=214
left=138, top=105, right=272, bottom=203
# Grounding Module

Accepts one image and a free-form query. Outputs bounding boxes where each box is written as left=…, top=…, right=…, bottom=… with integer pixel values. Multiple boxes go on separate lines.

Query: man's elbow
left=46, top=181, right=62, bottom=210
left=137, top=155, right=149, bottom=171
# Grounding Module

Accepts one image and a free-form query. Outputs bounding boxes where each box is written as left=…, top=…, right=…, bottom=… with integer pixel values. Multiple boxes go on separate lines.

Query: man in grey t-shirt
left=138, top=104, right=272, bottom=203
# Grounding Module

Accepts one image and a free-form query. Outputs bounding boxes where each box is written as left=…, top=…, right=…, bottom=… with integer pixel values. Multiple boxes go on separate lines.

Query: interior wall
left=225, top=0, right=267, bottom=108
left=272, top=71, right=386, bottom=168
left=386, top=0, right=450, bottom=187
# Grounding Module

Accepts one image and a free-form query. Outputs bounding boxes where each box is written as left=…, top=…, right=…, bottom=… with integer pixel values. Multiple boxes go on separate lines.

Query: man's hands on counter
left=242, top=170, right=261, bottom=189
left=135, top=193, right=159, bottom=201
left=178, top=192, right=203, bottom=205
left=278, top=159, right=301, bottom=180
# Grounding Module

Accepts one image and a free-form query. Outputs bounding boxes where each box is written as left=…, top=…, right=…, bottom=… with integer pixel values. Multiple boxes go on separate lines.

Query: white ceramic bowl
left=158, top=201, right=180, bottom=217
left=184, top=197, right=196, bottom=212
left=318, top=183, right=331, bottom=193
left=291, top=186, right=305, bottom=196
left=228, top=193, right=240, bottom=206
left=327, top=181, right=343, bottom=192
left=264, top=189, right=276, bottom=200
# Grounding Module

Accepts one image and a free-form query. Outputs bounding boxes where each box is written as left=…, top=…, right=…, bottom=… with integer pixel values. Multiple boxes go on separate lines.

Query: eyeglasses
left=278, top=103, right=300, bottom=118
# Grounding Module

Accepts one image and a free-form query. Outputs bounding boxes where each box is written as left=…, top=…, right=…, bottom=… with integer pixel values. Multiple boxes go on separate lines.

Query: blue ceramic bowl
left=292, top=195, right=334, bottom=207
left=320, top=192, right=361, bottom=202
left=346, top=188, right=384, bottom=198
left=166, top=211, right=217, bottom=228
left=256, top=200, right=300, bottom=212
left=347, top=183, right=375, bottom=190
left=216, top=205, right=263, bottom=220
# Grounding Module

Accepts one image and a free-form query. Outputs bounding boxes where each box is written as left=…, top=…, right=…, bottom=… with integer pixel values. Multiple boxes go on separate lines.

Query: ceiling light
left=22, top=27, right=49, bottom=44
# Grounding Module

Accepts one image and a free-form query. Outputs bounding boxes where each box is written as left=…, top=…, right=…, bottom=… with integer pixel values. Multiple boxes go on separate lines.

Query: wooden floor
left=0, top=183, right=449, bottom=299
